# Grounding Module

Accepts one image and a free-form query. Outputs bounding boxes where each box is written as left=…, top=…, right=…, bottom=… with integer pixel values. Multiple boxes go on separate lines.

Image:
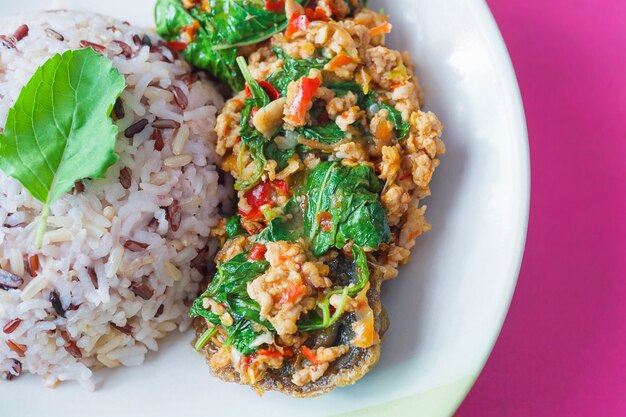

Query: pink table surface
left=456, top=0, right=626, bottom=416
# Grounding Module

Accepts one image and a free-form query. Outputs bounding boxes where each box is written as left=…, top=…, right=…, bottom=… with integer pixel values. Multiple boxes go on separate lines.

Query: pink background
left=456, top=0, right=626, bottom=416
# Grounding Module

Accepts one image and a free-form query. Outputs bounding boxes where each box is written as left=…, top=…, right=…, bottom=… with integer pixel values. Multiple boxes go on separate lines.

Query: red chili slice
left=272, top=180, right=289, bottom=195
left=240, top=181, right=272, bottom=220
left=286, top=14, right=310, bottom=38
left=265, top=0, right=285, bottom=13
left=284, top=77, right=321, bottom=126
left=244, top=80, right=281, bottom=101
left=304, top=7, right=328, bottom=21
left=249, top=244, right=268, bottom=261
left=165, top=41, right=188, bottom=52
left=300, top=346, right=319, bottom=365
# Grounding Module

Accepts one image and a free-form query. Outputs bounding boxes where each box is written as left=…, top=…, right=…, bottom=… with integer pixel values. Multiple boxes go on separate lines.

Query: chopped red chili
left=280, top=284, right=307, bottom=304
left=272, top=180, right=289, bottom=195
left=304, top=7, right=328, bottom=21
left=165, top=40, right=188, bottom=52
left=284, top=77, right=321, bottom=126
left=244, top=80, right=281, bottom=101
left=249, top=243, right=268, bottom=261
left=286, top=14, right=310, bottom=38
left=300, top=346, right=318, bottom=365
left=265, top=0, right=285, bottom=13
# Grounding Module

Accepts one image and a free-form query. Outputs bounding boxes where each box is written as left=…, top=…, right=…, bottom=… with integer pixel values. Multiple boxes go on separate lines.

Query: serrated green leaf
left=0, top=48, right=126, bottom=246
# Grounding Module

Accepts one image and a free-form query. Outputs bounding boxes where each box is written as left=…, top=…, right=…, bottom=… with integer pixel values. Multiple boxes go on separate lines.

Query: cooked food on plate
left=0, top=0, right=444, bottom=396
left=156, top=0, right=445, bottom=396
left=0, top=11, right=227, bottom=388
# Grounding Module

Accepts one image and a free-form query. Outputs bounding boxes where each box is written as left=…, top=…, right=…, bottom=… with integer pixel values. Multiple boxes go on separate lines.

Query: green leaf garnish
left=0, top=48, right=125, bottom=247
left=155, top=0, right=309, bottom=91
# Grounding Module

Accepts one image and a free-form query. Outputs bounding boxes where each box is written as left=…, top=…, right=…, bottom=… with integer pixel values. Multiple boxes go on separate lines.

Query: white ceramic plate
left=0, top=1, right=529, bottom=416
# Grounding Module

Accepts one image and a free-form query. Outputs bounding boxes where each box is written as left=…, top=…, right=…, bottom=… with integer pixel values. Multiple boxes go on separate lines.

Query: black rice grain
left=152, top=118, right=180, bottom=129
left=152, top=129, right=164, bottom=151
left=45, top=28, right=64, bottom=41
left=0, top=269, right=23, bottom=291
left=124, top=118, right=148, bottom=138
left=169, top=86, right=188, bottom=110
left=124, top=240, right=148, bottom=252
left=112, top=40, right=132, bottom=59
left=166, top=200, right=181, bottom=232
left=130, top=280, right=154, bottom=300
left=79, top=40, right=106, bottom=53
left=113, top=97, right=125, bottom=119
left=88, top=268, right=98, bottom=289
left=49, top=290, right=66, bottom=318
left=119, top=167, right=132, bottom=189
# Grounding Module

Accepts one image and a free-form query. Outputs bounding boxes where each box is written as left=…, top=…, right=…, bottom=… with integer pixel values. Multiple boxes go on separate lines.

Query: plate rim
left=334, top=0, right=531, bottom=415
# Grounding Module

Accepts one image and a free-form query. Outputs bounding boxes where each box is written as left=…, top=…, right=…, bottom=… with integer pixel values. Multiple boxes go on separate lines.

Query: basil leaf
left=155, top=0, right=309, bottom=91
left=0, top=48, right=125, bottom=247
left=264, top=141, right=295, bottom=171
left=266, top=48, right=328, bottom=95
left=190, top=252, right=273, bottom=355
left=380, top=103, right=411, bottom=139
left=305, top=162, right=391, bottom=256
left=226, top=215, right=246, bottom=238
left=296, top=122, right=346, bottom=144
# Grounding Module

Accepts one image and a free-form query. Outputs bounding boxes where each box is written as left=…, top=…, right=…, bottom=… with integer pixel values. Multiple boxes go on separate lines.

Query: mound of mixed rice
left=0, top=11, right=227, bottom=389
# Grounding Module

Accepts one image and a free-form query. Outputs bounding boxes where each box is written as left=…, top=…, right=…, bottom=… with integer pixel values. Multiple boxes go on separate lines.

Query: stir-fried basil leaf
left=305, top=162, right=391, bottom=256
left=226, top=215, right=246, bottom=238
left=258, top=198, right=304, bottom=243
left=266, top=48, right=328, bottom=95
left=190, top=252, right=272, bottom=355
left=297, top=247, right=370, bottom=331
left=296, top=122, right=346, bottom=144
left=155, top=0, right=308, bottom=90
left=328, top=81, right=411, bottom=139
left=380, top=103, right=411, bottom=139
left=264, top=141, right=295, bottom=171
left=0, top=48, right=125, bottom=247
left=235, top=57, right=270, bottom=190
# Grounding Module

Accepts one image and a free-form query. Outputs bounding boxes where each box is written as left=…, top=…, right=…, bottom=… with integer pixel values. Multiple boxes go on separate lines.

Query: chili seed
left=79, top=40, right=106, bottom=53
left=112, top=40, right=132, bottom=58
left=130, top=280, right=154, bottom=300
left=152, top=129, right=165, bottom=151
left=3, top=318, right=22, bottom=334
left=0, top=269, right=23, bottom=291
left=45, top=28, right=64, bottom=41
left=6, top=340, right=26, bottom=358
left=119, top=167, right=132, bottom=189
left=169, top=86, right=188, bottom=110
left=152, top=119, right=180, bottom=129
left=166, top=200, right=181, bottom=232
left=113, top=97, right=125, bottom=119
left=124, top=118, right=149, bottom=138
left=49, top=290, right=66, bottom=318
left=124, top=240, right=148, bottom=252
